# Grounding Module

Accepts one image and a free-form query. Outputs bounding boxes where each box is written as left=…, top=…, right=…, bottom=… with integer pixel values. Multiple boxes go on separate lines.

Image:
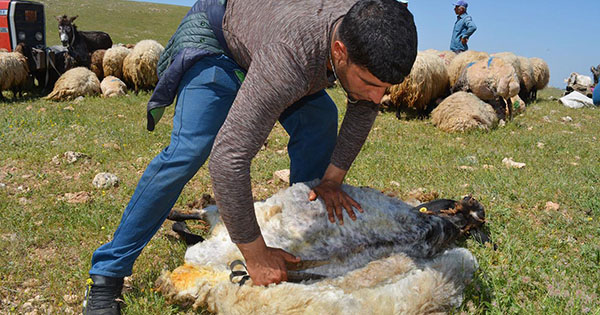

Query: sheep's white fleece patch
left=157, top=182, right=478, bottom=314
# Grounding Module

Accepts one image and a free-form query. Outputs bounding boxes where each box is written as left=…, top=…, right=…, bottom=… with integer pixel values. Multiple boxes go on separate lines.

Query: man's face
left=454, top=5, right=465, bottom=15
left=331, top=41, right=392, bottom=104
left=336, top=62, right=391, bottom=104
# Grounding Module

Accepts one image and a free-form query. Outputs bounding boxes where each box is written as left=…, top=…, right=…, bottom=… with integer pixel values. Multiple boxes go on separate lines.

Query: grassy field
left=1, top=0, right=599, bottom=314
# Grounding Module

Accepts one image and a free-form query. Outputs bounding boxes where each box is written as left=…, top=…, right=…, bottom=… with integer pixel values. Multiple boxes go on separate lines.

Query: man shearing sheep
left=82, top=0, right=417, bottom=314
left=450, top=0, right=477, bottom=53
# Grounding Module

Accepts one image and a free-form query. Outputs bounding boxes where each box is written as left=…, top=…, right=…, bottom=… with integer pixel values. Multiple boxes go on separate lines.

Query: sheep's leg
left=171, top=221, right=204, bottom=245
left=505, top=97, right=513, bottom=120
left=167, top=208, right=206, bottom=221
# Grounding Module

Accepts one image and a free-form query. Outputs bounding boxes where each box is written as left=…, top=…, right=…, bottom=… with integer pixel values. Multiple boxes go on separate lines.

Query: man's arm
left=208, top=42, right=310, bottom=284
left=309, top=100, right=379, bottom=223
left=462, top=16, right=477, bottom=40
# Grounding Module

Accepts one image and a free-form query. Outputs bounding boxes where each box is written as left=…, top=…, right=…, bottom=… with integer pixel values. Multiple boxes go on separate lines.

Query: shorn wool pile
left=156, top=182, right=480, bottom=314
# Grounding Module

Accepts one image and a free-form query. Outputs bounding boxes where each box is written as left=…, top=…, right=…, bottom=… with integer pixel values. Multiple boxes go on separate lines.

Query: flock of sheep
left=0, top=39, right=164, bottom=101
left=384, top=49, right=550, bottom=132
left=1, top=43, right=550, bottom=134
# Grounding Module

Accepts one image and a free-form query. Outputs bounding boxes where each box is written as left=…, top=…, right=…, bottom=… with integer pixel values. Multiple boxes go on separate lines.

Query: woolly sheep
left=423, top=49, right=457, bottom=68
left=0, top=48, right=29, bottom=100
left=156, top=182, right=481, bottom=314
left=490, top=52, right=524, bottom=92
left=529, top=57, right=550, bottom=100
left=453, top=57, right=520, bottom=119
left=100, top=75, right=127, bottom=98
left=387, top=52, right=449, bottom=114
left=45, top=67, right=101, bottom=101
left=431, top=91, right=498, bottom=133
left=90, top=49, right=106, bottom=80
left=102, top=45, right=131, bottom=80
left=517, top=56, right=535, bottom=103
left=122, top=39, right=164, bottom=92
left=447, top=50, right=489, bottom=87
left=565, top=72, right=593, bottom=97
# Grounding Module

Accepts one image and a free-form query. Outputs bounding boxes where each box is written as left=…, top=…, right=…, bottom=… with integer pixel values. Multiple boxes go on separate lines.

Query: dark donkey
left=56, top=15, right=112, bottom=68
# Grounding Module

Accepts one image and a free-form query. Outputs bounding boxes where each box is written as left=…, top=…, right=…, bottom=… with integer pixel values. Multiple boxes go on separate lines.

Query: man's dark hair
left=339, top=0, right=418, bottom=84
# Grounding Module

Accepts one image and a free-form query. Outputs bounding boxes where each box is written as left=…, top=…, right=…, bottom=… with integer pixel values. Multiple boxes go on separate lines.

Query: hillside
left=38, top=0, right=189, bottom=46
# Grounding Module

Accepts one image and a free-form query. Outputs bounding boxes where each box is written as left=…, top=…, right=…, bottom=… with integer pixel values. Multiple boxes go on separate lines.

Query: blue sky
left=131, top=0, right=599, bottom=88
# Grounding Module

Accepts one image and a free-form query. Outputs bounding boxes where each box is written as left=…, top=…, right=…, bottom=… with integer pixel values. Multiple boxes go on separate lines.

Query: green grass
left=1, top=0, right=599, bottom=313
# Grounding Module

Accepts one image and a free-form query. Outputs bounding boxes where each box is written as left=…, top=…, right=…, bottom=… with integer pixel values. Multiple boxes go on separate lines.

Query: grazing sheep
left=387, top=52, right=449, bottom=115
left=102, top=46, right=131, bottom=80
left=529, top=57, right=550, bottom=100
left=431, top=91, right=498, bottom=132
left=45, top=67, right=101, bottom=101
left=453, top=57, right=520, bottom=120
left=517, top=56, right=535, bottom=103
left=90, top=49, right=106, bottom=80
left=156, top=182, right=483, bottom=314
left=100, top=76, right=127, bottom=98
left=447, top=50, right=489, bottom=87
left=0, top=48, right=30, bottom=100
left=565, top=72, right=593, bottom=97
left=122, top=39, right=164, bottom=92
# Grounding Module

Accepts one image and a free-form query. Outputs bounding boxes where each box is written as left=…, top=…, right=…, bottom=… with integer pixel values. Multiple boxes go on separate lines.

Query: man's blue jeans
left=89, top=54, right=338, bottom=277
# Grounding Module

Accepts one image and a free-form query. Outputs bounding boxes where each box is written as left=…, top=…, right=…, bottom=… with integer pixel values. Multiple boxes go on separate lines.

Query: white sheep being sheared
left=156, top=182, right=483, bottom=314
left=122, top=39, right=164, bottom=92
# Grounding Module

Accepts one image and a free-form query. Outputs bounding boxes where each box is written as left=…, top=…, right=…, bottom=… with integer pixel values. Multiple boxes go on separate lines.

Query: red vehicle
left=0, top=0, right=45, bottom=52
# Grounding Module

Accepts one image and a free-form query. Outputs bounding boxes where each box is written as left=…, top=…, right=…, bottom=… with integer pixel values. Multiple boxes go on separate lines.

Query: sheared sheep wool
left=156, top=182, right=478, bottom=314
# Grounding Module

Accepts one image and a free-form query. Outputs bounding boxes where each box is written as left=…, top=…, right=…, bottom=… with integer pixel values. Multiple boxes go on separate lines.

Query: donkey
left=56, top=15, right=112, bottom=68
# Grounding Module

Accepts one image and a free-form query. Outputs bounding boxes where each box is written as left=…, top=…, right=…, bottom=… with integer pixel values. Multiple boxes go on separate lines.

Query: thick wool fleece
left=156, top=182, right=478, bottom=314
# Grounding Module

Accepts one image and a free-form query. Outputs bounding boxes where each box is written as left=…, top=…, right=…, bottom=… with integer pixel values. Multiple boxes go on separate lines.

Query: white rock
left=273, top=169, right=290, bottom=184
left=64, top=151, right=88, bottom=164
left=92, top=172, right=119, bottom=189
left=561, top=116, right=573, bottom=122
left=502, top=157, right=526, bottom=169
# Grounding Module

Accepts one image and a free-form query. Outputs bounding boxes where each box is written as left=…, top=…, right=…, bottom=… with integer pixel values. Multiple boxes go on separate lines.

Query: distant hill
left=37, top=0, right=189, bottom=47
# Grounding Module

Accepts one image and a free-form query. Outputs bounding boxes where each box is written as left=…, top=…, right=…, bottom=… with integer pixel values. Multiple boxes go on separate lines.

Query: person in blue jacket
left=450, top=0, right=477, bottom=53
left=593, top=85, right=600, bottom=106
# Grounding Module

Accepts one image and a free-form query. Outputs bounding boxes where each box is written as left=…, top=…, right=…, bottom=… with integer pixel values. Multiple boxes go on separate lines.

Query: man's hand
left=308, top=164, right=363, bottom=225
left=237, top=235, right=300, bottom=286
left=461, top=37, right=468, bottom=45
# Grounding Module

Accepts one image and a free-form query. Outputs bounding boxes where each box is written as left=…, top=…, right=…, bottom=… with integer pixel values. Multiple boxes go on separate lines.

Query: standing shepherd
left=82, top=0, right=417, bottom=314
left=450, top=0, right=477, bottom=53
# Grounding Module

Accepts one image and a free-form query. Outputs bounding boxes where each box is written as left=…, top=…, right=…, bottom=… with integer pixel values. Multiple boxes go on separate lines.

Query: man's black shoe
left=83, top=275, right=124, bottom=315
